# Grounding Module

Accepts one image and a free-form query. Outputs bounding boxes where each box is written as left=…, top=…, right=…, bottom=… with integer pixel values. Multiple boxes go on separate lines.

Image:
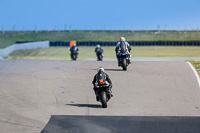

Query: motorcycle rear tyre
left=122, top=58, right=127, bottom=71
left=72, top=55, right=77, bottom=61
left=100, top=91, right=107, bottom=108
left=97, top=54, right=102, bottom=61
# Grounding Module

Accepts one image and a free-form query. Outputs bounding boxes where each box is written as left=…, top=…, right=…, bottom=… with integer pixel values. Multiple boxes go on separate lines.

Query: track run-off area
left=0, top=60, right=200, bottom=133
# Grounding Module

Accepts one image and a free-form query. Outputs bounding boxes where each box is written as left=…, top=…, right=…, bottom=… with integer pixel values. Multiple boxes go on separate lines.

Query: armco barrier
left=49, top=41, right=200, bottom=46
left=0, top=41, right=49, bottom=59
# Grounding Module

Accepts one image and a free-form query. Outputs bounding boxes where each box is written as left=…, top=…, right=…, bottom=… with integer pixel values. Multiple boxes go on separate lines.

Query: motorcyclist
left=92, top=67, right=113, bottom=101
left=115, top=37, right=131, bottom=65
left=70, top=44, right=79, bottom=59
left=95, top=44, right=103, bottom=60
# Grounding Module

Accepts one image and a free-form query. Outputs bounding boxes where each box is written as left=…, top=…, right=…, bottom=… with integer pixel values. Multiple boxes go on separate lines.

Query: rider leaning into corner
left=115, top=37, right=132, bottom=66
left=92, top=67, right=113, bottom=101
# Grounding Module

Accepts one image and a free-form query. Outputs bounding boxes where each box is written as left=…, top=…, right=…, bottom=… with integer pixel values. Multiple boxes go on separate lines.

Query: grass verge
left=188, top=60, right=200, bottom=75
left=5, top=46, right=200, bottom=60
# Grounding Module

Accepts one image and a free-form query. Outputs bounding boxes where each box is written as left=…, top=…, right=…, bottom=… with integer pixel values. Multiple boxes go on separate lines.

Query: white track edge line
left=187, top=62, right=200, bottom=89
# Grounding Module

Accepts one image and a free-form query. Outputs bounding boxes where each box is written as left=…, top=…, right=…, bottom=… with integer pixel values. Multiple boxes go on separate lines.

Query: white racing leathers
left=115, top=41, right=131, bottom=60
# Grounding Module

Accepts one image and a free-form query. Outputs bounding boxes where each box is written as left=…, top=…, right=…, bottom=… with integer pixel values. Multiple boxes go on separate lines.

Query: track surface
left=85, top=57, right=200, bottom=61
left=42, top=115, right=200, bottom=133
left=0, top=60, right=200, bottom=132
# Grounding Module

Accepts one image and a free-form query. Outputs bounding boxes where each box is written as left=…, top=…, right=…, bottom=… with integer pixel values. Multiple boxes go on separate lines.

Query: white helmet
left=98, top=67, right=104, bottom=72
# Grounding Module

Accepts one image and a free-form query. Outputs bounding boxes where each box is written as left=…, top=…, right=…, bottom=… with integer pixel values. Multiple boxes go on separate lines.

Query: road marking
left=187, top=62, right=200, bottom=88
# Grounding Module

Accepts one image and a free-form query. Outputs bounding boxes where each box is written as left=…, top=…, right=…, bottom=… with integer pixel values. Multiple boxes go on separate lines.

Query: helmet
left=98, top=67, right=104, bottom=72
left=120, top=37, right=126, bottom=42
left=96, top=45, right=100, bottom=48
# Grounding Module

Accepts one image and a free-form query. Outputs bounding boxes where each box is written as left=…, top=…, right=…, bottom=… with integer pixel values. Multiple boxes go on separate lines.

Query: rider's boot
left=109, top=90, right=113, bottom=98
left=128, top=58, right=131, bottom=64
left=110, top=90, right=113, bottom=97
left=118, top=61, right=120, bottom=66
left=106, top=88, right=113, bottom=98
left=128, top=55, right=131, bottom=64
left=94, top=90, right=99, bottom=101
left=117, top=57, right=121, bottom=66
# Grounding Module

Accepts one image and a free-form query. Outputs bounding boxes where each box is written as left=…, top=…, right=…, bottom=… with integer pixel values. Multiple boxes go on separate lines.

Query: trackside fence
left=0, top=41, right=49, bottom=59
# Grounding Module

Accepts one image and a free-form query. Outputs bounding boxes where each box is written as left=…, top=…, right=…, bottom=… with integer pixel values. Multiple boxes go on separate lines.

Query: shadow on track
left=66, top=104, right=102, bottom=108
left=92, top=68, right=123, bottom=71
left=104, top=68, right=123, bottom=71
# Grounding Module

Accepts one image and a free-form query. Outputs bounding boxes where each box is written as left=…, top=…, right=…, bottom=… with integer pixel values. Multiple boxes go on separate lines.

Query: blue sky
left=0, top=0, right=200, bottom=30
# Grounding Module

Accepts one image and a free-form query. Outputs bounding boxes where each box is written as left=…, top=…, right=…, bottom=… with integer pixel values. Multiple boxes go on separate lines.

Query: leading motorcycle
left=118, top=51, right=130, bottom=71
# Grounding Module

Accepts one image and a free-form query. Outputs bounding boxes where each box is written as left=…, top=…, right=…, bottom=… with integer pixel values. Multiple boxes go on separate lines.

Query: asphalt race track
left=0, top=60, right=200, bottom=133
left=41, top=115, right=200, bottom=133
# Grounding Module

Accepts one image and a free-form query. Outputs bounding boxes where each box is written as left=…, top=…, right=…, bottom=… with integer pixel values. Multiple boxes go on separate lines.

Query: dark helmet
left=98, top=67, right=104, bottom=72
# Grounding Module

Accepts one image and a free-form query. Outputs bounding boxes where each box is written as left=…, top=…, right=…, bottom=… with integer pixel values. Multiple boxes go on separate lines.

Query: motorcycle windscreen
left=120, top=41, right=126, bottom=52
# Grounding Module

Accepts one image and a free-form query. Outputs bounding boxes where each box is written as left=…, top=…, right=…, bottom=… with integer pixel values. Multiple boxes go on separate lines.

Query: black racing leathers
left=95, top=47, right=103, bottom=55
left=92, top=72, right=112, bottom=93
left=70, top=46, right=79, bottom=59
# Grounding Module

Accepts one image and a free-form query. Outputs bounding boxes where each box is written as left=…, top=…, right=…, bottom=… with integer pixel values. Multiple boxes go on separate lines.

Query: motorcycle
left=71, top=51, right=78, bottom=61
left=95, top=82, right=111, bottom=108
left=96, top=52, right=103, bottom=61
left=118, top=51, right=130, bottom=71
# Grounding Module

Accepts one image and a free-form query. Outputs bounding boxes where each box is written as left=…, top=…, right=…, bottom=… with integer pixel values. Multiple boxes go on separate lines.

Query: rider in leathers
left=95, top=44, right=103, bottom=55
left=92, top=67, right=113, bottom=101
left=95, top=44, right=103, bottom=60
left=70, top=44, right=79, bottom=59
left=115, top=37, right=131, bottom=65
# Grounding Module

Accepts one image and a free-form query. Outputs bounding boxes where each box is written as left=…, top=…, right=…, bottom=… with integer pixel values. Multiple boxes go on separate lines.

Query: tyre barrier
left=49, top=41, right=69, bottom=46
left=48, top=41, right=200, bottom=46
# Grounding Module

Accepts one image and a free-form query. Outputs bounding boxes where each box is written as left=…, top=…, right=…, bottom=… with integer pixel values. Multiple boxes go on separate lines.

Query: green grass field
left=1, top=30, right=200, bottom=48
left=5, top=46, right=200, bottom=60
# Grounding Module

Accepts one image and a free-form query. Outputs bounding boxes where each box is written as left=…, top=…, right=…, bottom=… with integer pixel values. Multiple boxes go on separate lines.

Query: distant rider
left=95, top=44, right=103, bottom=59
left=92, top=67, right=113, bottom=101
left=115, top=37, right=131, bottom=65
left=70, top=44, right=79, bottom=59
